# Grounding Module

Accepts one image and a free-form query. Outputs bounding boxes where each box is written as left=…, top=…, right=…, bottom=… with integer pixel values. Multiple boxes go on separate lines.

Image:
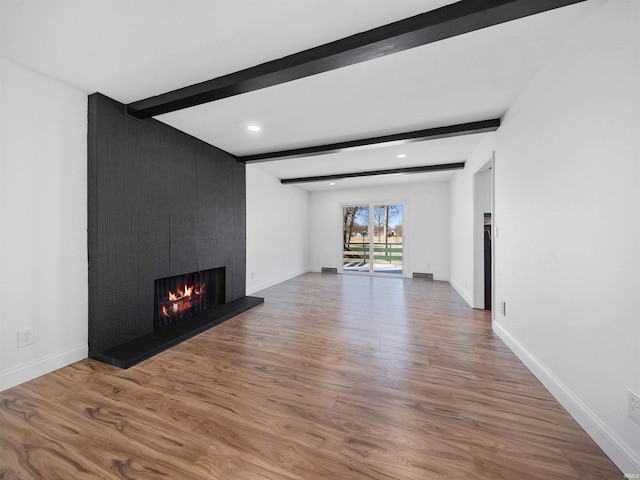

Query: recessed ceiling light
left=396, top=153, right=407, bottom=159
left=329, top=182, right=336, bottom=186
left=247, top=125, right=261, bottom=132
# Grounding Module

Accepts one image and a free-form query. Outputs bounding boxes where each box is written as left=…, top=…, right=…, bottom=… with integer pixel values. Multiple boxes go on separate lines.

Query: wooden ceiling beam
left=126, top=0, right=586, bottom=119
left=280, top=162, right=465, bottom=185
left=238, top=119, right=499, bottom=163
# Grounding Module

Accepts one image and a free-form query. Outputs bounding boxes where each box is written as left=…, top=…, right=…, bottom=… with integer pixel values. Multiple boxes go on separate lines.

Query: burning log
left=160, top=284, right=205, bottom=317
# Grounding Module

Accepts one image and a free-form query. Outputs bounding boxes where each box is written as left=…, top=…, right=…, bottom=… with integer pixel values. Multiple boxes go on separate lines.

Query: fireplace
left=88, top=93, right=264, bottom=369
left=89, top=263, right=262, bottom=369
left=154, top=267, right=225, bottom=330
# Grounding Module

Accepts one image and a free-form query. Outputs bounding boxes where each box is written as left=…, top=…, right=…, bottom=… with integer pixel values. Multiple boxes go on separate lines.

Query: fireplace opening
left=154, top=267, right=225, bottom=329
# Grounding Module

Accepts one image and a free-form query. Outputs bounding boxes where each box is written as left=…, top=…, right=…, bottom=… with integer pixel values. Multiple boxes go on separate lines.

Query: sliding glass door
left=342, top=205, right=370, bottom=273
left=371, top=204, right=403, bottom=274
left=341, top=203, right=403, bottom=275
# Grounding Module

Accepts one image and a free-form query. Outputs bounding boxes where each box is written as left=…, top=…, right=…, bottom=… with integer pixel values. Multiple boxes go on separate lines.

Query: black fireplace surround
left=87, top=94, right=262, bottom=368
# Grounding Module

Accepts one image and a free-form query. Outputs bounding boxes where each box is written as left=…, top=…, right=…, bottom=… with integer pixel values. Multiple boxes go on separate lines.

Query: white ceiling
left=0, top=0, right=602, bottom=190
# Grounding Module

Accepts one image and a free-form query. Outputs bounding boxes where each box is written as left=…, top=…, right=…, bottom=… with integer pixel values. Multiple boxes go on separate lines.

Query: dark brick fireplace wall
left=88, top=93, right=246, bottom=354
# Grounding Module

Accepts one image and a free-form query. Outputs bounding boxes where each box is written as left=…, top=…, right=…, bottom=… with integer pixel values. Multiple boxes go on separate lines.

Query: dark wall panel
left=88, top=93, right=246, bottom=354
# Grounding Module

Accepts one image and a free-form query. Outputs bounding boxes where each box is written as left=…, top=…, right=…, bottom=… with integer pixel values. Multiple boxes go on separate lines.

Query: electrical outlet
left=629, top=390, right=640, bottom=425
left=17, top=327, right=34, bottom=348
left=500, top=301, right=506, bottom=316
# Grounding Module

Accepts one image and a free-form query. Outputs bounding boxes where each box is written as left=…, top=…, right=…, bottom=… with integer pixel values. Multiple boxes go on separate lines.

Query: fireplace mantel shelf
left=90, top=296, right=264, bottom=368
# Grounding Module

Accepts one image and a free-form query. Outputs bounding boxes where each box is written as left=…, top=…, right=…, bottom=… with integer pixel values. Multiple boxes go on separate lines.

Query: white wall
left=449, top=135, right=495, bottom=305
left=308, top=181, right=450, bottom=280
left=246, top=166, right=310, bottom=294
left=0, top=58, right=88, bottom=391
left=493, top=0, right=640, bottom=472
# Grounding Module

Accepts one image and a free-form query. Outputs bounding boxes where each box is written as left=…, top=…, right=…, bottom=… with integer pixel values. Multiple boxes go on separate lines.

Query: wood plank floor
left=0, top=273, right=621, bottom=479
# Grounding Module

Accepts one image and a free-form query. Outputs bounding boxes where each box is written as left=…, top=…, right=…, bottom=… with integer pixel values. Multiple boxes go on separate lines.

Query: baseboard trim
left=246, top=268, right=312, bottom=295
left=0, top=344, right=88, bottom=392
left=493, top=322, right=640, bottom=474
left=449, top=278, right=473, bottom=307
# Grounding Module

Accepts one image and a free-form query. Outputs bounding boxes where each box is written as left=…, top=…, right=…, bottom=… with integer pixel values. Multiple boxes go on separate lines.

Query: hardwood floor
left=0, top=273, right=621, bottom=479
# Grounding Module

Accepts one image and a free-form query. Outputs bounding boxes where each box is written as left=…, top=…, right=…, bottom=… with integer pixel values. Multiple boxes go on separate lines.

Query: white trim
left=493, top=322, right=640, bottom=475
left=472, top=159, right=494, bottom=309
left=0, top=344, right=88, bottom=392
left=246, top=268, right=312, bottom=295
left=449, top=279, right=473, bottom=307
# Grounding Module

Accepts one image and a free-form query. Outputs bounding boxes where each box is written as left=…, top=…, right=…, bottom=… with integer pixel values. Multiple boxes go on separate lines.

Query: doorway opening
left=483, top=213, right=492, bottom=310
left=473, top=156, right=494, bottom=311
left=341, top=203, right=404, bottom=275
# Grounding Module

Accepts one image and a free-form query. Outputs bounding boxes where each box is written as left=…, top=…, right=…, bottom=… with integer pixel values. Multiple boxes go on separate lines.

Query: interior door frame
left=473, top=154, right=495, bottom=310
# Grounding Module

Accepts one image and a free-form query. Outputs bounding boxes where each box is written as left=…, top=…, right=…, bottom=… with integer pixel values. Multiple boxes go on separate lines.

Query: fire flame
left=161, top=282, right=206, bottom=317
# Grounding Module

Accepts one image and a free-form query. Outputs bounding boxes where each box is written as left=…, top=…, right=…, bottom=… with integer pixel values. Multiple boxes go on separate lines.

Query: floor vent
left=321, top=267, right=338, bottom=274
left=413, top=272, right=434, bottom=280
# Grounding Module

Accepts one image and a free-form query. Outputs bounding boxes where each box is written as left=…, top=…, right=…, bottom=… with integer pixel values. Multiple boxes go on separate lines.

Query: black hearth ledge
left=89, top=296, right=264, bottom=369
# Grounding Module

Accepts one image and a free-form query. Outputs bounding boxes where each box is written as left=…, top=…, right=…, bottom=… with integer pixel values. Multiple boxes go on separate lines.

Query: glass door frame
left=338, top=201, right=408, bottom=278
